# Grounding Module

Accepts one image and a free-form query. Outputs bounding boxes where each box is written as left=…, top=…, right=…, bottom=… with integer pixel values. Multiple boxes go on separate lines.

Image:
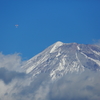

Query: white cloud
left=0, top=52, right=26, bottom=99
left=32, top=70, right=100, bottom=100
left=0, top=52, right=24, bottom=71
left=34, top=84, right=49, bottom=100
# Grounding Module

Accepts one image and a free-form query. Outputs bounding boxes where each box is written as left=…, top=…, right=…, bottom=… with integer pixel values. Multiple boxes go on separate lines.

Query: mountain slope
left=21, top=41, right=100, bottom=80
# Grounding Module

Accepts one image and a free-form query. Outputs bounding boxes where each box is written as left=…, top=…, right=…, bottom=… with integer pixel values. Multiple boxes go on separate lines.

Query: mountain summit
left=21, top=41, right=100, bottom=80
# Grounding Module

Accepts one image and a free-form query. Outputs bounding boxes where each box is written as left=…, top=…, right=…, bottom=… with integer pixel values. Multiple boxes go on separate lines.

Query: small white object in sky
left=15, top=24, right=19, bottom=28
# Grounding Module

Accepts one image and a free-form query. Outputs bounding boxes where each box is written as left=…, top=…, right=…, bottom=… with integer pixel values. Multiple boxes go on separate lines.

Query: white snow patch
left=56, top=58, right=66, bottom=71
left=89, top=58, right=100, bottom=66
left=56, top=48, right=62, bottom=57
left=32, top=71, right=41, bottom=77
left=50, top=58, right=66, bottom=80
left=50, top=60, right=65, bottom=78
left=62, top=58, right=66, bottom=66
left=76, top=53, right=80, bottom=62
left=26, top=55, right=48, bottom=74
left=56, top=52, right=61, bottom=57
left=77, top=45, right=81, bottom=50
left=50, top=41, right=63, bottom=53
left=75, top=53, right=84, bottom=69
left=69, top=61, right=82, bottom=72
left=81, top=52, right=88, bottom=58
left=91, top=49, right=100, bottom=56
left=50, top=70, right=56, bottom=80
left=58, top=62, right=64, bottom=71
left=26, top=65, right=36, bottom=74
left=81, top=52, right=100, bottom=66
left=63, top=55, right=67, bottom=58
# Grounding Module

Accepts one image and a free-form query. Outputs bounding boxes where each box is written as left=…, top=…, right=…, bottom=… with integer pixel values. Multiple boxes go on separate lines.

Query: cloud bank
left=32, top=71, right=100, bottom=100
left=0, top=67, right=26, bottom=84
left=12, top=70, right=100, bottom=100
left=0, top=52, right=26, bottom=84
left=0, top=53, right=100, bottom=100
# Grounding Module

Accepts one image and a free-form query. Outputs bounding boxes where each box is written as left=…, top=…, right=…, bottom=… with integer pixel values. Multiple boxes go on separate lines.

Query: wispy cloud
left=93, top=39, right=100, bottom=46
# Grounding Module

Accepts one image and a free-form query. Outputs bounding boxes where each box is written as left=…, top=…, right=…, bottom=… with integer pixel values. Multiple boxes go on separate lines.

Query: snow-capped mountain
left=1, top=41, right=100, bottom=100
left=21, top=41, right=100, bottom=80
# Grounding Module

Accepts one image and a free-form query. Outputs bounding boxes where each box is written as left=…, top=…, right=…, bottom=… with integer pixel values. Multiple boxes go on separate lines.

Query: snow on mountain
left=21, top=41, right=100, bottom=80
left=50, top=41, right=63, bottom=53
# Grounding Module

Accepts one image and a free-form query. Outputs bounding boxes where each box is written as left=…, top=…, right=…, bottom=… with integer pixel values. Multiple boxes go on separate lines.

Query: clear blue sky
left=0, top=0, right=100, bottom=59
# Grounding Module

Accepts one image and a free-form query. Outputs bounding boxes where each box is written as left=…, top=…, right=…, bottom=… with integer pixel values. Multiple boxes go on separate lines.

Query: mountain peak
left=55, top=41, right=63, bottom=44
left=50, top=41, right=63, bottom=53
left=22, top=42, right=100, bottom=79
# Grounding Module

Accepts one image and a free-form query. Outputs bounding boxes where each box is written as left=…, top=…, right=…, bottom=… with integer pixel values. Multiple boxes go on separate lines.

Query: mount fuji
left=21, top=41, right=100, bottom=80
left=0, top=41, right=100, bottom=100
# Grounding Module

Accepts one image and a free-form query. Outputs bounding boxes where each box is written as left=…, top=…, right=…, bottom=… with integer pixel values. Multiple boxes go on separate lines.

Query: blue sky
left=0, top=0, right=100, bottom=59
